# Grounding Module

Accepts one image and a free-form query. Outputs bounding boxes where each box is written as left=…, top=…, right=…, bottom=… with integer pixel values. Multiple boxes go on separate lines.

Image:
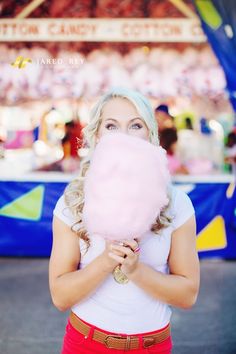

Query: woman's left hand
left=108, top=239, right=140, bottom=276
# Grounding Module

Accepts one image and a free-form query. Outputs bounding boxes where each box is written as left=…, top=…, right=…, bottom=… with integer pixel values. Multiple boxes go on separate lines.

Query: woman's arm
left=49, top=216, right=120, bottom=311
left=110, top=215, right=200, bottom=309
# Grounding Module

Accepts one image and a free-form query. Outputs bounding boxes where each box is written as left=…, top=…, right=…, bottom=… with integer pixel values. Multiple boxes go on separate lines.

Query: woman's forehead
left=101, top=97, right=141, bottom=120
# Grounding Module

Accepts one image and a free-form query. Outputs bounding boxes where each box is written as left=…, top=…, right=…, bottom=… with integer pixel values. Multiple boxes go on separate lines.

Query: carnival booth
left=0, top=0, right=235, bottom=258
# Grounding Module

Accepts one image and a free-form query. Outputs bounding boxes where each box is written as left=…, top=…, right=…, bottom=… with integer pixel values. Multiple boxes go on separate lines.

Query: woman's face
left=97, top=97, right=149, bottom=141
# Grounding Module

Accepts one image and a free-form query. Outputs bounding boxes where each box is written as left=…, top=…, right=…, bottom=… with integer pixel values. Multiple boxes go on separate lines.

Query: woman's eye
left=105, top=123, right=117, bottom=130
left=131, top=123, right=142, bottom=129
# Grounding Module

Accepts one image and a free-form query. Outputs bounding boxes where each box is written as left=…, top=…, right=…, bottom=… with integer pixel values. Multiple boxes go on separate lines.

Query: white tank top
left=53, top=185, right=195, bottom=334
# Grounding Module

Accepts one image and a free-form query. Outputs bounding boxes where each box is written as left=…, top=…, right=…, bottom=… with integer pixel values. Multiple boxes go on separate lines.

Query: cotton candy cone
left=83, top=133, right=170, bottom=240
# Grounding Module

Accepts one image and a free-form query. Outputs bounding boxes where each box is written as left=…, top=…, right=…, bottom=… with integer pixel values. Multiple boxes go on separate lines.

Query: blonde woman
left=49, top=87, right=200, bottom=354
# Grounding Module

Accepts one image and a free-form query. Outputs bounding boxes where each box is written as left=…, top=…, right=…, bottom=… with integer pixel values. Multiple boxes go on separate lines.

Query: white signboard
left=0, top=18, right=206, bottom=42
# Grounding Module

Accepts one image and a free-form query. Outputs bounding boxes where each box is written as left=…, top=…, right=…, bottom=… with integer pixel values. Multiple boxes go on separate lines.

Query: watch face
left=112, top=265, right=129, bottom=284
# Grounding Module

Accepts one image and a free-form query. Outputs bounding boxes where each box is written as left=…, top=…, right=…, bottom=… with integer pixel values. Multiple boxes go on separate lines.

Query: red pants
left=61, top=318, right=172, bottom=354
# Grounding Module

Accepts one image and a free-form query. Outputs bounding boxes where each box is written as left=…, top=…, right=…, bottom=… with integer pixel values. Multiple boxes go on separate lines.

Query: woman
left=49, top=87, right=200, bottom=354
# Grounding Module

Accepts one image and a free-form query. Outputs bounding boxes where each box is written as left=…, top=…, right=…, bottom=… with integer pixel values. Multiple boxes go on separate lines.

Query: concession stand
left=0, top=0, right=235, bottom=259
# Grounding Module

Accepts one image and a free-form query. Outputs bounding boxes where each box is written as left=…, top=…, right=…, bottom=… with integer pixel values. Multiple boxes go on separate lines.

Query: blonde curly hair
left=64, top=87, right=172, bottom=247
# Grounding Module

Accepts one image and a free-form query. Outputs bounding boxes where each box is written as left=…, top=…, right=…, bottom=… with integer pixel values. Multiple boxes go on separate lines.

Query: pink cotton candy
left=83, top=133, right=170, bottom=241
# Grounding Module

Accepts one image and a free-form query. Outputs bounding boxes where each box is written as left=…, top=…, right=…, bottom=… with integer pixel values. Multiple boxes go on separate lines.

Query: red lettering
left=91, top=24, right=96, bottom=35
left=19, top=24, right=28, bottom=35
left=3, top=23, right=8, bottom=35
left=122, top=24, right=129, bottom=36
left=48, top=23, right=56, bottom=35
left=28, top=24, right=38, bottom=34
left=191, top=23, right=202, bottom=36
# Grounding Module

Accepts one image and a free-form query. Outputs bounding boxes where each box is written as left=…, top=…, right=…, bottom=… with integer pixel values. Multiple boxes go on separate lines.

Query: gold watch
left=112, top=265, right=129, bottom=284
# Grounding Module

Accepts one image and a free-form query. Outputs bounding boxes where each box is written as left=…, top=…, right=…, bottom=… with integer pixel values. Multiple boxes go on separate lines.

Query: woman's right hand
left=99, top=241, right=125, bottom=272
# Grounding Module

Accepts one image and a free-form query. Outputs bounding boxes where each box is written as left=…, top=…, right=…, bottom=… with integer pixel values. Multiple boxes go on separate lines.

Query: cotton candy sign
left=83, top=133, right=170, bottom=240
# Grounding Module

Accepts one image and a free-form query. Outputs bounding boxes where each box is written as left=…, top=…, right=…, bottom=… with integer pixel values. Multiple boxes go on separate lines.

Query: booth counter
left=0, top=173, right=235, bottom=259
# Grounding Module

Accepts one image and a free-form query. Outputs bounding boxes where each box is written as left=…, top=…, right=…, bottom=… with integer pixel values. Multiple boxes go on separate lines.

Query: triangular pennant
left=0, top=185, right=45, bottom=221
left=196, top=215, right=227, bottom=251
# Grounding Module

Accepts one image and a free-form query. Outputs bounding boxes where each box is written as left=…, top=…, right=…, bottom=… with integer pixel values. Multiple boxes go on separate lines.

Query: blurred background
left=0, top=1, right=236, bottom=353
left=0, top=0, right=235, bottom=177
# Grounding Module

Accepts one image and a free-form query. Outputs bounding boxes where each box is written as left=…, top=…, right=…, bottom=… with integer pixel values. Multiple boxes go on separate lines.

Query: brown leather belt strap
left=69, top=311, right=170, bottom=350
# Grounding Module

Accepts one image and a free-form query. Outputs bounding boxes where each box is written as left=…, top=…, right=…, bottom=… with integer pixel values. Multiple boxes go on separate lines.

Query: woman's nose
left=119, top=127, right=129, bottom=135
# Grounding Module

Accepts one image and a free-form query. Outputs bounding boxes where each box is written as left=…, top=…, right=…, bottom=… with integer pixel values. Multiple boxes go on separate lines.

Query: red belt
left=69, top=311, right=170, bottom=350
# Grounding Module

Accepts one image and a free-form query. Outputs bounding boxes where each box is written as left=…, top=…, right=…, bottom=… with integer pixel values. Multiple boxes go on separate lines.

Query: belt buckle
left=143, top=337, right=155, bottom=348
left=104, top=335, right=126, bottom=349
